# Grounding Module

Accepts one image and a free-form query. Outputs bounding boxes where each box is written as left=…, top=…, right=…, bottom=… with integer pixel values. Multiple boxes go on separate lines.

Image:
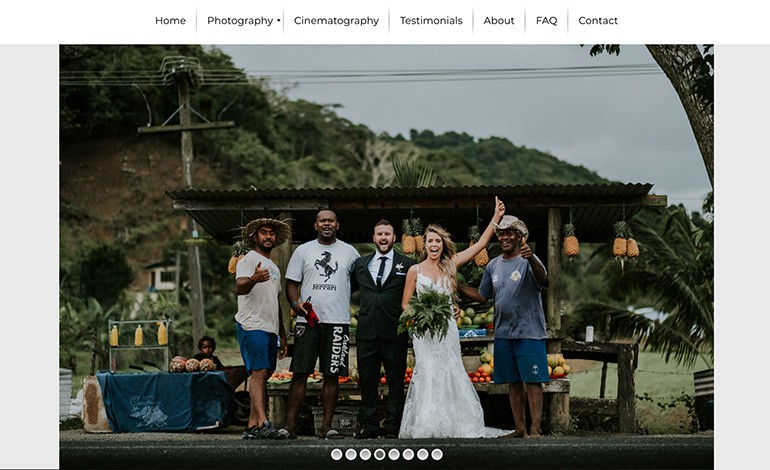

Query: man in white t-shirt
left=281, top=209, right=360, bottom=439
left=235, top=217, right=291, bottom=440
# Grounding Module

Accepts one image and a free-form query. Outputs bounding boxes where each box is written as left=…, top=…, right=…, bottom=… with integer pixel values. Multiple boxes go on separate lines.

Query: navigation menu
left=3, top=0, right=761, bottom=44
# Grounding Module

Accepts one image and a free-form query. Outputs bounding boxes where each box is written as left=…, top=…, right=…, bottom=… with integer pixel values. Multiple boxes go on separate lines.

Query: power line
left=60, top=63, right=662, bottom=86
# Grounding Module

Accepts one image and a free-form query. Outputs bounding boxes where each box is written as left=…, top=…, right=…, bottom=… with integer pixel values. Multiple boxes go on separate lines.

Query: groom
left=351, top=219, right=416, bottom=439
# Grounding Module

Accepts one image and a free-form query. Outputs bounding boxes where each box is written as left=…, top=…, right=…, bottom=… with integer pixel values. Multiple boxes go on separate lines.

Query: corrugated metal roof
left=166, top=183, right=655, bottom=201
left=165, top=183, right=666, bottom=246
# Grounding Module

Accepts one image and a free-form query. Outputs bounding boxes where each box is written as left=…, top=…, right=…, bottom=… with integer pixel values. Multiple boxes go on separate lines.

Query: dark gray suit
left=352, top=251, right=415, bottom=434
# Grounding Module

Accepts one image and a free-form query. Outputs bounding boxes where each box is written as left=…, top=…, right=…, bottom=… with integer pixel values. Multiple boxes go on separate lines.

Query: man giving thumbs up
left=235, top=217, right=292, bottom=440
left=457, top=214, right=549, bottom=438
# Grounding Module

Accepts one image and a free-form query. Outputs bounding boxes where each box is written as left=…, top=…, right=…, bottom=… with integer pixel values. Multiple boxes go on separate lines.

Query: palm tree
left=574, top=193, right=714, bottom=369
left=390, top=157, right=439, bottom=187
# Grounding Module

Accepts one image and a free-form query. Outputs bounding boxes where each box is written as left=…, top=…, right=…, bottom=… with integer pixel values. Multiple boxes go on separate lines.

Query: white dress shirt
left=368, top=250, right=393, bottom=285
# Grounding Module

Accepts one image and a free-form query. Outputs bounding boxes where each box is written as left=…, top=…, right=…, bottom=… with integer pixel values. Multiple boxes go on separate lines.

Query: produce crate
left=311, top=404, right=359, bottom=437
left=459, top=328, right=487, bottom=338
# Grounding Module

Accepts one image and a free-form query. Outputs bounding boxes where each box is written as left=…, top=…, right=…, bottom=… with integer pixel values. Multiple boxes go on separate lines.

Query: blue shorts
left=493, top=338, right=549, bottom=384
left=236, top=323, right=278, bottom=373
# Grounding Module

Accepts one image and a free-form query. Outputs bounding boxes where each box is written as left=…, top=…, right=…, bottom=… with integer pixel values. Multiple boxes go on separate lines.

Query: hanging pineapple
left=468, top=224, right=489, bottom=267
left=109, top=325, right=119, bottom=347
left=562, top=222, right=580, bottom=261
left=626, top=227, right=640, bottom=260
left=612, top=220, right=629, bottom=259
left=157, top=321, right=168, bottom=346
left=401, top=218, right=416, bottom=254
left=227, top=240, right=249, bottom=274
left=612, top=220, right=630, bottom=272
left=412, top=218, right=424, bottom=254
left=134, top=324, right=144, bottom=347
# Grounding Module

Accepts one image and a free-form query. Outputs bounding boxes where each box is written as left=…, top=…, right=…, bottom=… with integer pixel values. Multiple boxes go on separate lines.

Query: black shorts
left=290, top=323, right=350, bottom=377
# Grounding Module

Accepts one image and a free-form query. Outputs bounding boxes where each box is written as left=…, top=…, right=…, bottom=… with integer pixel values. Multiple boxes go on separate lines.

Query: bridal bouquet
left=397, top=286, right=454, bottom=341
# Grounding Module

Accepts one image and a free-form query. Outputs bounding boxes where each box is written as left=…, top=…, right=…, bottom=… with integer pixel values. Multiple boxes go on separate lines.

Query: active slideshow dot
left=374, top=448, right=386, bottom=460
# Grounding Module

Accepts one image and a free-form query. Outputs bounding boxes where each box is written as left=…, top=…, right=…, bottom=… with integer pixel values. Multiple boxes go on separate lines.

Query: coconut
left=199, top=358, right=216, bottom=372
left=170, top=356, right=187, bottom=373
left=185, top=358, right=201, bottom=372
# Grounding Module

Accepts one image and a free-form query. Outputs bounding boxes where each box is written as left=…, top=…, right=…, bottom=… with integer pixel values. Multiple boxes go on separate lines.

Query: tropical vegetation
left=571, top=193, right=714, bottom=369
left=59, top=45, right=713, bottom=380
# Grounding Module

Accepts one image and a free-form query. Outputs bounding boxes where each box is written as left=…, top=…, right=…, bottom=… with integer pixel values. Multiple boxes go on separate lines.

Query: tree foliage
left=77, top=243, right=134, bottom=308
left=587, top=44, right=714, bottom=188
left=58, top=45, right=658, bottom=370
left=572, top=194, right=714, bottom=368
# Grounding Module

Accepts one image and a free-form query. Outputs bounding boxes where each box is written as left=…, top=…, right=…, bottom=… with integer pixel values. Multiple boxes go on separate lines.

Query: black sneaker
left=241, top=425, right=259, bottom=440
left=256, top=421, right=286, bottom=439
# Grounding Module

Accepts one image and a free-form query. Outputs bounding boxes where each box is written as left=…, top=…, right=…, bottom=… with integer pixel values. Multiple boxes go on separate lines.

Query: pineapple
left=134, top=324, right=143, bottom=347
left=412, top=218, right=424, bottom=254
left=157, top=321, right=168, bottom=346
left=228, top=240, right=249, bottom=274
left=626, top=226, right=640, bottom=260
left=468, top=225, right=489, bottom=267
left=613, top=220, right=630, bottom=273
left=612, top=221, right=629, bottom=259
left=626, top=238, right=640, bottom=259
left=562, top=223, right=580, bottom=261
left=109, top=325, right=119, bottom=347
left=402, top=219, right=416, bottom=254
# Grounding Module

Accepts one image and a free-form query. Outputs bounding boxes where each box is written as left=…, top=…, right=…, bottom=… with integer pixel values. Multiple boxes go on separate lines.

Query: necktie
left=376, top=256, right=387, bottom=287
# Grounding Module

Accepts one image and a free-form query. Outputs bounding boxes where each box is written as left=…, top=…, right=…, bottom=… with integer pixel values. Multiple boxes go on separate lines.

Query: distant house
left=143, top=260, right=178, bottom=292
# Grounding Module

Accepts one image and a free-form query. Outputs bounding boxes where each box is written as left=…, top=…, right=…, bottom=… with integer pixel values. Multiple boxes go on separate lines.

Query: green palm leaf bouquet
left=397, top=286, right=453, bottom=341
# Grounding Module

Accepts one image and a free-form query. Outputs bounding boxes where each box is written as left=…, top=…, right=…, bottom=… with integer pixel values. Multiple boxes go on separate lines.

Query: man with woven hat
left=458, top=214, right=549, bottom=438
left=235, top=217, right=291, bottom=440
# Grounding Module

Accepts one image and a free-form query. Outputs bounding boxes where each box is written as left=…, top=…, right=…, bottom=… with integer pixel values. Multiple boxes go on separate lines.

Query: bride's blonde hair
left=421, top=224, right=458, bottom=296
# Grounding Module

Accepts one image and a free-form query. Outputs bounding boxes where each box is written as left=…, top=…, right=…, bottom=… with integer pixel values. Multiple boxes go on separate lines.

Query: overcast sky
left=217, top=45, right=711, bottom=214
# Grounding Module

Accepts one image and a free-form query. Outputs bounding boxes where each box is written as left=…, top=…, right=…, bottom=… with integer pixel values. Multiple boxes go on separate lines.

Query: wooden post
left=617, top=344, right=637, bottom=433
left=600, top=362, right=608, bottom=398
left=275, top=212, right=293, bottom=336
left=546, top=208, right=568, bottom=433
left=176, top=71, right=206, bottom=349
left=546, top=207, right=562, bottom=351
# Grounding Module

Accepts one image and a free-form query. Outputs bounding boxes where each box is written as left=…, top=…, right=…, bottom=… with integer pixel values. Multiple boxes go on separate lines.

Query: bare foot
left=528, top=430, right=542, bottom=438
left=498, top=430, right=526, bottom=438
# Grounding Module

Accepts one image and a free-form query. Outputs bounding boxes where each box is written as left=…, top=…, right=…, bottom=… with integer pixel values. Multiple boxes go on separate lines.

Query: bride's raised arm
left=453, top=196, right=505, bottom=267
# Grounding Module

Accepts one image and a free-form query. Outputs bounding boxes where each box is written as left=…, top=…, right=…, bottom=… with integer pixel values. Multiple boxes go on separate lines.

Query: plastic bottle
left=585, top=324, right=594, bottom=342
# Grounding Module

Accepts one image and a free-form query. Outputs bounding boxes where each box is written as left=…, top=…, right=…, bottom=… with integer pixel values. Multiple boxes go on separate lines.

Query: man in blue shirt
left=458, top=215, right=549, bottom=438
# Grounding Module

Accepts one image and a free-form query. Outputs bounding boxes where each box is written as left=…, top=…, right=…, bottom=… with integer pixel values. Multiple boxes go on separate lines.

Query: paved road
left=60, top=429, right=713, bottom=469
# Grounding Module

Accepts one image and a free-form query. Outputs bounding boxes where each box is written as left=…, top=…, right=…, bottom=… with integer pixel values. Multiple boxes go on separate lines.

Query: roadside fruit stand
left=166, top=183, right=665, bottom=433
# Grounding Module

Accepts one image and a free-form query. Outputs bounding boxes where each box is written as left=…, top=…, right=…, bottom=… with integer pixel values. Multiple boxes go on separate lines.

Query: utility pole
left=175, top=69, right=206, bottom=347
left=137, top=57, right=235, bottom=351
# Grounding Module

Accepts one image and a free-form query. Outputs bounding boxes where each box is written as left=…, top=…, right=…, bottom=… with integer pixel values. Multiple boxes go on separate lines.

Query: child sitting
left=192, top=335, right=225, bottom=369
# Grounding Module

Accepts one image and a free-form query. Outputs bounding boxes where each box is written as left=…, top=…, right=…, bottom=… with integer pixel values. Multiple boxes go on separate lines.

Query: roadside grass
left=567, top=350, right=711, bottom=434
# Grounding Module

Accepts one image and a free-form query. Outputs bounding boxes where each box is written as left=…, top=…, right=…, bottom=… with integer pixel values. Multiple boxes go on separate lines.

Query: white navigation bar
left=2, top=0, right=769, bottom=44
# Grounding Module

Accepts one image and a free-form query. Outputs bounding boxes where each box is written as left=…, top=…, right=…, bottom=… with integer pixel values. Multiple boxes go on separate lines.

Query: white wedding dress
left=399, top=271, right=512, bottom=438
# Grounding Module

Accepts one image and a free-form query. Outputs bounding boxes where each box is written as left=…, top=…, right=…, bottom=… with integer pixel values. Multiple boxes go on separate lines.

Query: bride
left=399, top=196, right=510, bottom=438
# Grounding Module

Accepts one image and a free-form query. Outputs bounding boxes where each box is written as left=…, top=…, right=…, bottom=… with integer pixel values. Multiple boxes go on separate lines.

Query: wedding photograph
left=57, top=44, right=714, bottom=469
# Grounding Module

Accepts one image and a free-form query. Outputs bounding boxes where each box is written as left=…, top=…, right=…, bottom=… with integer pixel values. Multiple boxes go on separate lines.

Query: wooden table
left=561, top=340, right=638, bottom=433
left=266, top=379, right=569, bottom=429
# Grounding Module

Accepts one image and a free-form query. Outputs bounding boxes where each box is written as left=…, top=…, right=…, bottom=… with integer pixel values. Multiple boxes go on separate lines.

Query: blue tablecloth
left=96, top=371, right=234, bottom=432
